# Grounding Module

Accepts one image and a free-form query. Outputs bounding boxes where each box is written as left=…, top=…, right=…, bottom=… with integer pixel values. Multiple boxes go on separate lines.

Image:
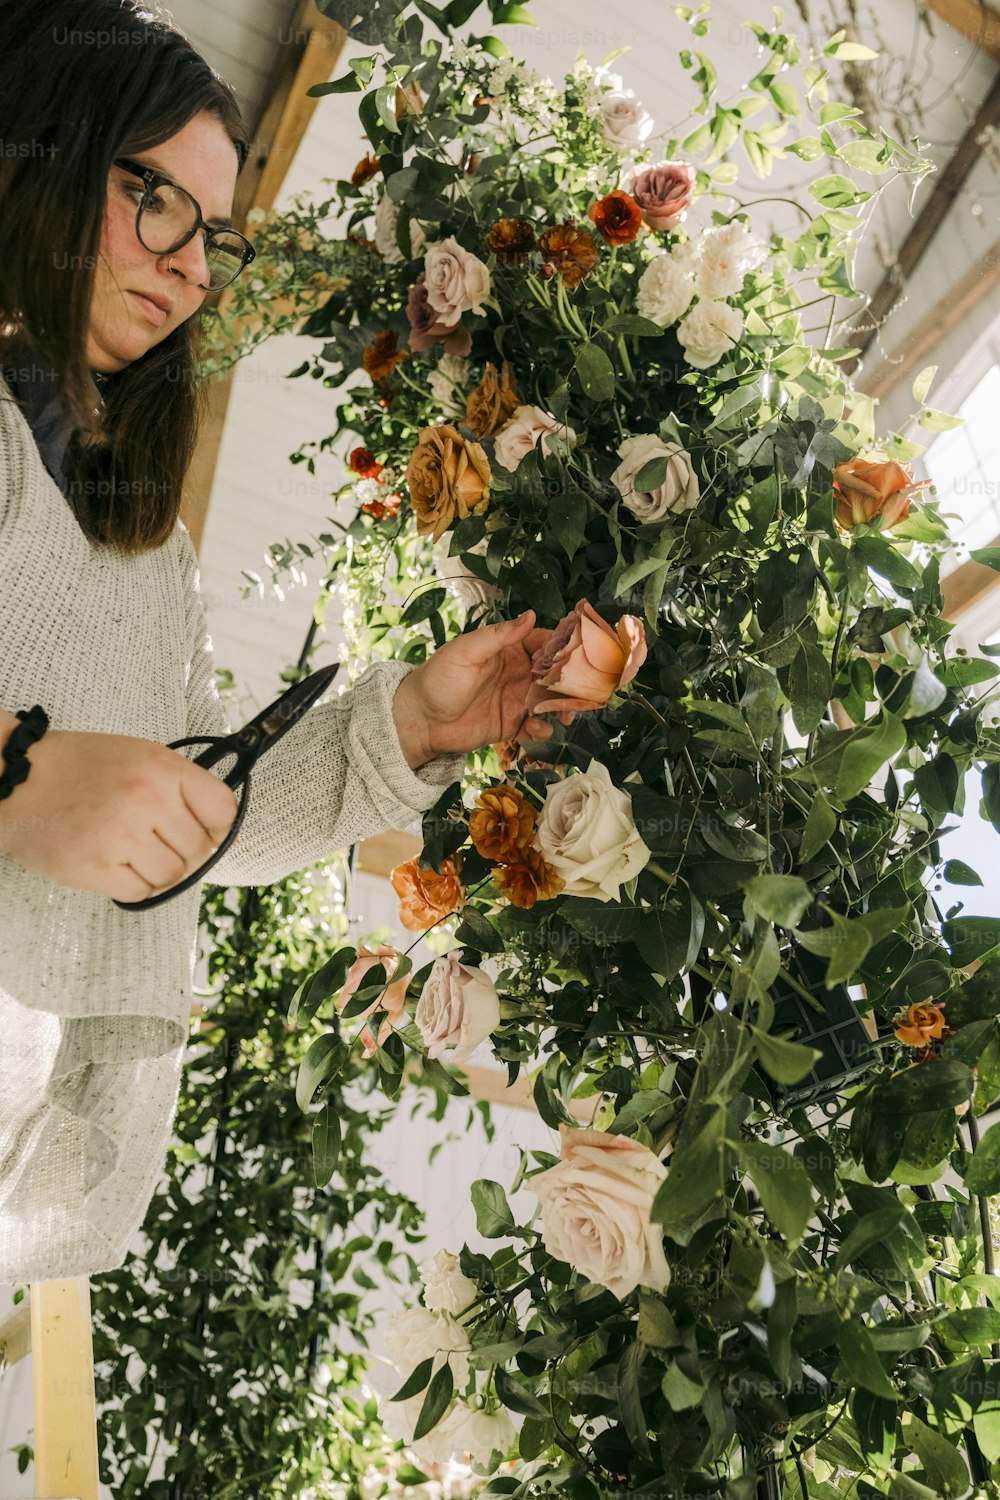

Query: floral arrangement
left=205, top=1, right=1000, bottom=1494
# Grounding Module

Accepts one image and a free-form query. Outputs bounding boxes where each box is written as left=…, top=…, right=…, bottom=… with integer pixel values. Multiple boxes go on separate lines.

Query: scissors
left=114, top=662, right=341, bottom=912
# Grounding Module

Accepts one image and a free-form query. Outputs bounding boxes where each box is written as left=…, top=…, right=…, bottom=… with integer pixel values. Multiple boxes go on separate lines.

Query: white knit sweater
left=0, top=371, right=464, bottom=1283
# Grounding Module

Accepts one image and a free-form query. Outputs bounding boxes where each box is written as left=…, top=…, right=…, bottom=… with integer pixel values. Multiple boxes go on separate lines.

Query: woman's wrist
left=391, top=671, right=435, bottom=772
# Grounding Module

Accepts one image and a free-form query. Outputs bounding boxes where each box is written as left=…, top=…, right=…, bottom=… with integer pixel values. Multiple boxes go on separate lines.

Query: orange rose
left=390, top=855, right=465, bottom=932
left=832, top=458, right=929, bottom=531
left=486, top=217, right=538, bottom=263
left=337, top=945, right=410, bottom=1056
left=528, top=600, right=647, bottom=714
left=349, top=446, right=383, bottom=480
left=404, top=424, right=491, bottom=542
left=470, top=784, right=537, bottom=861
left=363, top=329, right=409, bottom=385
left=465, top=361, right=520, bottom=437
left=538, top=224, right=599, bottom=289
left=494, top=849, right=564, bottom=908
left=894, top=1002, right=948, bottom=1048
left=351, top=153, right=381, bottom=186
left=588, top=190, right=644, bottom=246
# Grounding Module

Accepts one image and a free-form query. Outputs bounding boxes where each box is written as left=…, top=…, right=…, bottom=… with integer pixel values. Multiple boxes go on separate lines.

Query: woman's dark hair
left=0, top=0, right=250, bottom=553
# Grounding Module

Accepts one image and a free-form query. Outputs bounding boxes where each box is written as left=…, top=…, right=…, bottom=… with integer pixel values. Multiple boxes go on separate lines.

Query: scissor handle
left=167, top=733, right=256, bottom=789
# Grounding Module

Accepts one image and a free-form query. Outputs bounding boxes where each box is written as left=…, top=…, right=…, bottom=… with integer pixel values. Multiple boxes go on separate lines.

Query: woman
left=0, top=0, right=555, bottom=1283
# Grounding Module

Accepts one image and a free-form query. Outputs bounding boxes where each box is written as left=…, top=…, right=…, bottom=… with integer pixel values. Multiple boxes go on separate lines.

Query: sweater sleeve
left=176, top=525, right=466, bottom=887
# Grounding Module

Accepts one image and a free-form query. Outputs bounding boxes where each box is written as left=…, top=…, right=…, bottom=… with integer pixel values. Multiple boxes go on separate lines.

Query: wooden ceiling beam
left=924, top=0, right=1000, bottom=63
left=180, top=1, right=346, bottom=553
left=851, top=66, right=1000, bottom=365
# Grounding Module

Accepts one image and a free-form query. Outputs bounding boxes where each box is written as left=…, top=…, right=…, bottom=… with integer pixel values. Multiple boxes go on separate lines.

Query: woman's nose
left=161, top=230, right=211, bottom=290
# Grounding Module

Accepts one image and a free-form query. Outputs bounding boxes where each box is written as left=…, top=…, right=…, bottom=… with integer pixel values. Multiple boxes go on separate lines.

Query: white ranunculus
left=493, top=404, right=578, bottom=472
left=415, top=953, right=500, bottom=1064
left=635, top=254, right=695, bottom=328
left=676, top=299, right=745, bottom=370
left=695, top=221, right=766, bottom=300
left=530, top=1123, right=671, bottom=1300
left=422, top=1249, right=479, bottom=1319
left=373, top=191, right=426, bottom=263
left=533, top=759, right=650, bottom=902
left=598, top=72, right=654, bottom=151
left=433, top=535, right=499, bottom=612
left=423, top=235, right=491, bottom=321
left=611, top=433, right=700, bottom=522
left=442, top=1402, right=518, bottom=1464
left=387, top=1305, right=471, bottom=1388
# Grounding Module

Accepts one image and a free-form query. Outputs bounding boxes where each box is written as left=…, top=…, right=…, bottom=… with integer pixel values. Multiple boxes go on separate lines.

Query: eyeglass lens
left=136, top=181, right=250, bottom=289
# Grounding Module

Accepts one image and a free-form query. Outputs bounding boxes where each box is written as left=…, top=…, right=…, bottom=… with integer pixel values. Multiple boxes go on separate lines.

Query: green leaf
left=661, top=1361, right=704, bottom=1410
left=838, top=1319, right=897, bottom=1398
left=800, top=792, right=837, bottom=863
left=295, top=1032, right=348, bottom=1113
left=401, top=586, right=447, bottom=625
left=918, top=407, right=964, bottom=433
left=835, top=713, right=906, bottom=800
left=495, top=1367, right=549, bottom=1417
left=472, top=1178, right=517, bottom=1237
left=789, top=641, right=832, bottom=735
left=574, top=343, right=615, bottom=402
left=944, top=916, right=1000, bottom=967
left=391, top=1356, right=434, bottom=1402
left=635, top=904, right=691, bottom=978
left=289, top=945, right=356, bottom=1026
left=492, top=2, right=537, bottom=20
left=454, top=906, right=505, bottom=954
left=604, top=314, right=664, bottom=337
left=912, top=365, right=938, bottom=405
left=312, top=1102, right=342, bottom=1187
left=944, top=859, right=983, bottom=887
left=965, top=1120, right=1000, bottom=1195
left=412, top=1363, right=454, bottom=1442
left=973, top=1364, right=1000, bottom=1461
left=737, top=1136, right=813, bottom=1245
left=825, top=37, right=879, bottom=59
left=810, top=173, right=870, bottom=209
left=971, top=548, right=1000, bottom=573
left=853, top=534, right=921, bottom=592
left=651, top=1105, right=729, bottom=1233
left=875, top=1056, right=974, bottom=1114
left=753, top=1028, right=822, bottom=1085
left=617, top=1342, right=652, bottom=1460
left=744, top=873, right=813, bottom=927
left=548, top=486, right=589, bottom=560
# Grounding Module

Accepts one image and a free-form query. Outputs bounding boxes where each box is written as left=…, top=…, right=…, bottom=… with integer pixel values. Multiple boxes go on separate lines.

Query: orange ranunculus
left=832, top=457, right=930, bottom=531
left=390, top=855, right=465, bottom=932
left=351, top=153, right=381, bottom=186
left=362, top=329, right=410, bottom=385
left=349, top=446, right=383, bottom=480
left=528, top=600, right=647, bottom=715
left=494, top=848, right=565, bottom=908
left=588, top=190, right=644, bottom=246
left=465, top=361, right=520, bottom=437
left=486, top=217, right=538, bottom=263
left=337, top=945, right=410, bottom=1057
left=470, top=784, right=537, bottom=862
left=361, top=492, right=401, bottom=520
left=894, top=1002, right=948, bottom=1048
left=404, top=424, right=491, bottom=542
left=538, top=224, right=599, bottom=289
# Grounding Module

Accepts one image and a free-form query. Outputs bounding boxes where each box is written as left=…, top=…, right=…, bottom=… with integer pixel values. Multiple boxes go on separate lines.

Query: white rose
left=373, top=192, right=426, bottom=263
left=611, top=433, right=700, bottom=522
left=635, top=253, right=695, bottom=328
left=676, top=299, right=744, bottom=370
left=433, top=535, right=500, bottom=611
left=415, top=953, right=500, bottom=1064
left=422, top=1248, right=478, bottom=1319
left=696, top=221, right=766, bottom=300
left=441, top=1402, right=517, bottom=1464
left=530, top=1123, right=671, bottom=1300
left=423, top=235, right=491, bottom=321
left=599, top=81, right=654, bottom=151
left=380, top=1392, right=459, bottom=1464
left=387, top=1305, right=471, bottom=1388
left=493, top=404, right=578, bottom=472
left=533, top=759, right=650, bottom=902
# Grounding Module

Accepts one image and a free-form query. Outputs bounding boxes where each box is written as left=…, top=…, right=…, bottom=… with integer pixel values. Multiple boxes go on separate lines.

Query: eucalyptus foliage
left=203, top=2, right=1000, bottom=1496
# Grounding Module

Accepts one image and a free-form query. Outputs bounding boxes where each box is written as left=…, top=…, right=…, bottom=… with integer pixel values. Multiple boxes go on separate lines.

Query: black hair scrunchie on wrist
left=0, top=706, right=49, bottom=802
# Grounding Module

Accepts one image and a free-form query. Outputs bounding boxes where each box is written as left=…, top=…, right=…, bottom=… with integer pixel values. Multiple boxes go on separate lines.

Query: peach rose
left=528, top=599, right=647, bottom=714
left=493, top=404, right=578, bottom=473
left=337, top=945, right=410, bottom=1057
left=423, top=235, right=491, bottom=322
left=405, top=424, right=491, bottom=542
left=530, top=1124, right=670, bottom=1300
left=833, top=457, right=929, bottom=531
left=390, top=854, right=465, bottom=932
left=894, top=1001, right=948, bottom=1048
left=415, top=953, right=501, bottom=1064
left=630, top=161, right=696, bottom=232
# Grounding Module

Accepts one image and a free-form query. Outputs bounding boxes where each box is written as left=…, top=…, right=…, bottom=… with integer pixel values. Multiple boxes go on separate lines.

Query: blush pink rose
left=528, top=600, right=647, bottom=714
left=630, top=161, right=696, bottom=232
left=423, top=236, right=491, bottom=321
left=337, top=945, right=410, bottom=1056
left=407, top=273, right=472, bottom=356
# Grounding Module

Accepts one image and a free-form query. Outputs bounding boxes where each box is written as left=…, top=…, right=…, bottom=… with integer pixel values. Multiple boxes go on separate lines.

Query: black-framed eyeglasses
left=113, top=663, right=340, bottom=912
left=114, top=156, right=257, bottom=291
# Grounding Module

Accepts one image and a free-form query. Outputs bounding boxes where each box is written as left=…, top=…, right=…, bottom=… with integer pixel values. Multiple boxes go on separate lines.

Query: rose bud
left=528, top=600, right=647, bottom=714
left=832, top=457, right=930, bottom=531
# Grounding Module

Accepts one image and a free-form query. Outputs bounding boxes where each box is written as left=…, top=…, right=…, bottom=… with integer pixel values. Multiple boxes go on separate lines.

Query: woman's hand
left=391, top=609, right=572, bottom=768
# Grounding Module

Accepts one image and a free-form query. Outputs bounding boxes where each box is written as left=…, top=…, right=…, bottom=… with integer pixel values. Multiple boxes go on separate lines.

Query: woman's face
left=86, top=110, right=240, bottom=373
